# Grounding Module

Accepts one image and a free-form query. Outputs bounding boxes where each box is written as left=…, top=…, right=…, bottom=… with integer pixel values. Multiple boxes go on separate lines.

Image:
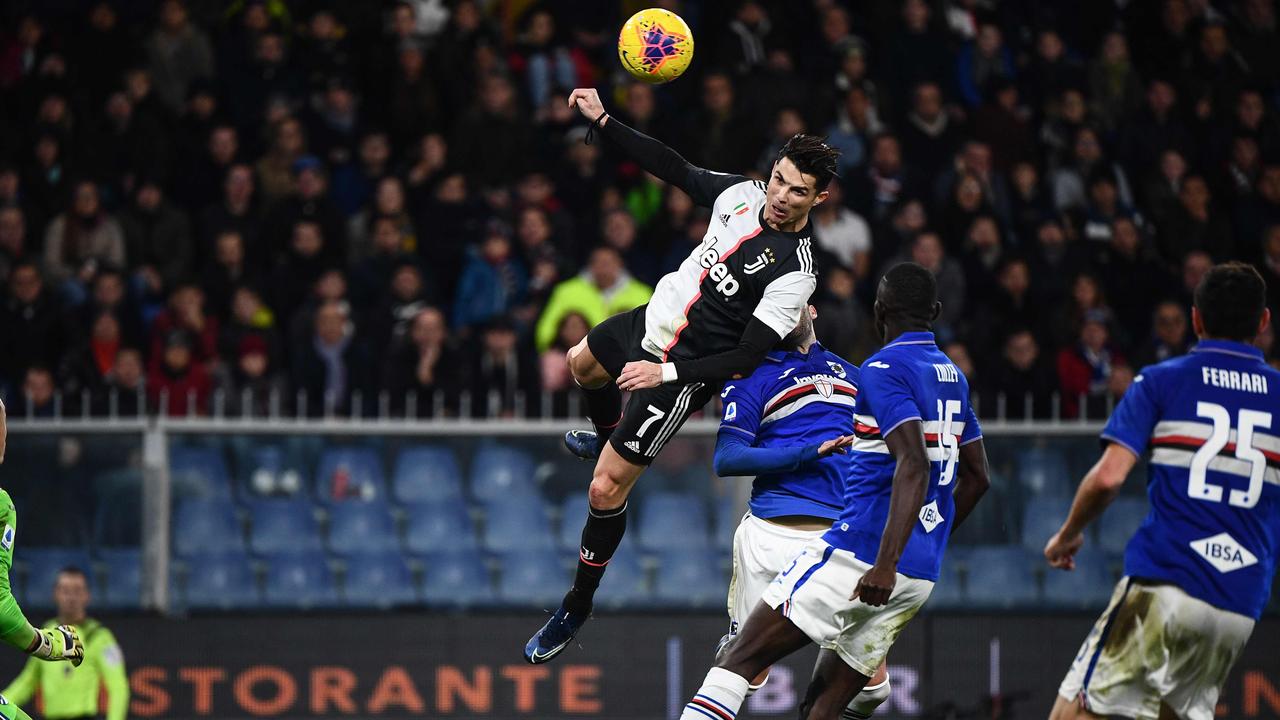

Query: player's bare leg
left=799, top=649, right=872, bottom=719
left=716, top=634, right=890, bottom=716
left=563, top=337, right=620, bottom=460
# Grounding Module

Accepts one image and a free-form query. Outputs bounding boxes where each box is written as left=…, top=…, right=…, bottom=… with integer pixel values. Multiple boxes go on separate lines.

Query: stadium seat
left=557, top=494, right=589, bottom=551
left=421, top=552, right=494, bottom=608
left=326, top=502, right=399, bottom=556
left=262, top=551, right=339, bottom=608
left=315, top=446, right=386, bottom=503
left=1041, top=550, right=1117, bottom=610
left=236, top=443, right=310, bottom=501
left=926, top=548, right=967, bottom=610
left=591, top=545, right=650, bottom=609
left=169, top=445, right=232, bottom=500
left=181, top=551, right=259, bottom=610
left=1020, top=497, right=1073, bottom=553
left=1015, top=447, right=1072, bottom=497
left=497, top=548, right=566, bottom=607
left=654, top=550, right=724, bottom=608
left=713, top=498, right=743, bottom=553
left=18, top=549, right=92, bottom=610
left=950, top=478, right=1014, bottom=545
left=392, top=446, right=464, bottom=504
left=93, top=482, right=143, bottom=549
left=247, top=500, right=323, bottom=555
left=469, top=446, right=537, bottom=502
left=1098, top=498, right=1149, bottom=554
left=172, top=498, right=244, bottom=558
left=342, top=550, right=417, bottom=608
left=403, top=501, right=478, bottom=555
left=482, top=496, right=554, bottom=552
left=97, top=548, right=142, bottom=609
left=638, top=492, right=709, bottom=551
left=963, top=546, right=1039, bottom=608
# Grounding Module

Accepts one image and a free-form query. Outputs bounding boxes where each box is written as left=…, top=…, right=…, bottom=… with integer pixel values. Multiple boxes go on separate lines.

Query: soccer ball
left=617, top=8, right=694, bottom=84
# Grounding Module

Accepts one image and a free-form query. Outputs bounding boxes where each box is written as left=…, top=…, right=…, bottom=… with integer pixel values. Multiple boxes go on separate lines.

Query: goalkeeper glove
left=29, top=625, right=84, bottom=667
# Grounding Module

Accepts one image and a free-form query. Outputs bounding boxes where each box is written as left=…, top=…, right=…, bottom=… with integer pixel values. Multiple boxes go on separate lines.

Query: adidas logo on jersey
left=625, top=441, right=641, bottom=453
left=719, top=214, right=731, bottom=226
left=1191, top=532, right=1258, bottom=573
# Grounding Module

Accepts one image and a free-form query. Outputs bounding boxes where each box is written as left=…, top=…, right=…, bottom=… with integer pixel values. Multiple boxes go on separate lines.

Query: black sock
left=564, top=502, right=628, bottom=614
left=581, top=383, right=622, bottom=445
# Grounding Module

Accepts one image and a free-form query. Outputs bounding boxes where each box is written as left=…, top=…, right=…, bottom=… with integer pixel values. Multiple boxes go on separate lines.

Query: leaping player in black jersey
left=525, top=88, right=839, bottom=664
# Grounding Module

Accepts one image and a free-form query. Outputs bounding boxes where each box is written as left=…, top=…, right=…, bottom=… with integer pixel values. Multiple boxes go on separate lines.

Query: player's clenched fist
left=568, top=88, right=608, bottom=124
left=851, top=563, right=897, bottom=607
left=30, top=625, right=84, bottom=667
left=1044, top=529, right=1084, bottom=571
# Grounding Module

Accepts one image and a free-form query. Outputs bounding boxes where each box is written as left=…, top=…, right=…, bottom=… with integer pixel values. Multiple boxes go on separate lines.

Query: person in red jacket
left=1056, top=309, right=1128, bottom=419
left=147, top=329, right=211, bottom=416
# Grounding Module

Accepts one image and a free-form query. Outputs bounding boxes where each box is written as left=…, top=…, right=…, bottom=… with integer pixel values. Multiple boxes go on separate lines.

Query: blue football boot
left=524, top=603, right=590, bottom=664
left=563, top=429, right=602, bottom=461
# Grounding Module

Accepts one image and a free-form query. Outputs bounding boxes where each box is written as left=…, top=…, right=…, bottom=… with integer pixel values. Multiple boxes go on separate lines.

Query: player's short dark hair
left=1194, top=262, right=1267, bottom=342
left=56, top=566, right=88, bottom=582
left=879, top=262, right=938, bottom=325
left=776, top=134, right=840, bottom=192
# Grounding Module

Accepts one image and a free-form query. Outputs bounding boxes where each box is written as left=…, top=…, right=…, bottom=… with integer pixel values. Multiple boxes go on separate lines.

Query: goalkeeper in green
left=0, top=398, right=86, bottom=719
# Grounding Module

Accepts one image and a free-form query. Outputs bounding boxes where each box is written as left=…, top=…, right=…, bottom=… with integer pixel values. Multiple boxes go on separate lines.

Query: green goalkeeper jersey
left=0, top=490, right=37, bottom=655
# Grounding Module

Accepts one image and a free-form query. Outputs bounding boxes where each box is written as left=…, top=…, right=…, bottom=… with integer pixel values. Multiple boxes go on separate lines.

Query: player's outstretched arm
left=0, top=494, right=83, bottom=667
left=568, top=88, right=736, bottom=207
left=1044, top=443, right=1137, bottom=570
left=852, top=420, right=929, bottom=607
left=950, top=439, right=991, bottom=532
left=713, top=430, right=853, bottom=477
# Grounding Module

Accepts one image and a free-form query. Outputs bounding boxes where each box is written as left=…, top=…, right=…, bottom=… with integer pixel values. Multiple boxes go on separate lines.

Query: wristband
left=660, top=363, right=678, bottom=384
left=584, top=111, right=609, bottom=145
left=28, top=629, right=49, bottom=658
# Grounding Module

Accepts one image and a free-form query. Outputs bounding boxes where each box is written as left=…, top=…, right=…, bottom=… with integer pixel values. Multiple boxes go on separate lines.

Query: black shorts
left=586, top=306, right=716, bottom=466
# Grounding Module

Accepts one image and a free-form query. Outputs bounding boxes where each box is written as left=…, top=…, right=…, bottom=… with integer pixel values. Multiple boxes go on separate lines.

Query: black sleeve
left=671, top=318, right=778, bottom=384
left=599, top=118, right=747, bottom=207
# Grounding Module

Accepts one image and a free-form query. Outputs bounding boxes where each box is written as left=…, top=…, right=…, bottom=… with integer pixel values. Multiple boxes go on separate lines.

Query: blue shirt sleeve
left=1100, top=368, right=1160, bottom=457
left=860, top=360, right=922, bottom=437
left=718, top=378, right=763, bottom=440
left=713, top=430, right=820, bottom=477
left=960, top=401, right=983, bottom=445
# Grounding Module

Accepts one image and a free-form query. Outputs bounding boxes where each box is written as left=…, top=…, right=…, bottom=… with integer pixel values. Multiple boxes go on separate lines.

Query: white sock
left=842, top=677, right=891, bottom=719
left=681, top=667, right=750, bottom=720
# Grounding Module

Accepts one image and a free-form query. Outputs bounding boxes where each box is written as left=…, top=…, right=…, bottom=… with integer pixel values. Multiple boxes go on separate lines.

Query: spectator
left=901, top=82, right=962, bottom=177
left=199, top=164, right=261, bottom=267
left=451, top=74, right=533, bottom=187
left=848, top=133, right=917, bottom=221
left=1052, top=126, right=1134, bottom=213
left=146, top=0, right=214, bottom=113
left=120, top=179, right=193, bottom=302
left=0, top=206, right=27, bottom=283
left=1097, top=217, right=1171, bottom=339
left=176, top=123, right=239, bottom=214
left=970, top=80, right=1034, bottom=171
left=1049, top=271, right=1111, bottom=350
left=898, top=232, right=965, bottom=344
left=334, top=131, right=394, bottom=220
left=1178, top=250, right=1214, bottom=308
left=1133, top=301, right=1193, bottom=368
left=202, top=230, right=260, bottom=322
left=368, top=262, right=432, bottom=364
left=956, top=22, right=1015, bottom=109
left=1142, top=149, right=1189, bottom=229
left=540, top=312, right=590, bottom=393
left=58, top=311, right=122, bottom=406
left=82, top=269, right=144, bottom=348
left=0, top=263, right=66, bottom=391
left=467, top=316, right=540, bottom=418
left=11, top=366, right=56, bottom=419
left=1088, top=31, right=1143, bottom=133
left=292, top=301, right=372, bottom=417
left=98, top=347, right=145, bottom=417
left=216, top=333, right=286, bottom=417
left=512, top=9, right=577, bottom=110
left=148, top=329, right=211, bottom=416
left=42, top=181, right=126, bottom=304
left=348, top=175, right=416, bottom=262
left=884, top=0, right=952, bottom=116
left=811, top=180, right=871, bottom=276
left=983, top=328, right=1056, bottom=420
left=1256, top=224, right=1280, bottom=310
left=1159, top=174, right=1233, bottom=264
left=1022, top=29, right=1084, bottom=115
left=269, top=220, right=334, bottom=322
left=454, top=223, right=527, bottom=332
left=385, top=307, right=459, bottom=417
left=306, top=77, right=361, bottom=169
left=1121, top=78, right=1192, bottom=179
left=825, top=86, right=879, bottom=176
left=681, top=72, right=757, bottom=173
left=1057, top=309, right=1127, bottom=419
left=263, top=156, right=347, bottom=266
left=535, top=246, right=652, bottom=352
left=387, top=40, right=441, bottom=149
left=255, top=117, right=307, bottom=204
left=1080, top=171, right=1140, bottom=245
left=812, top=267, right=874, bottom=364
left=148, top=284, right=218, bottom=371
left=1007, top=161, right=1054, bottom=244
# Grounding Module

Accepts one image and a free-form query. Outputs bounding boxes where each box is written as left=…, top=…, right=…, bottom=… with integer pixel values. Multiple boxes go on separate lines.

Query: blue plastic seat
left=422, top=552, right=494, bottom=608
left=97, top=549, right=141, bottom=609
left=392, top=446, right=464, bottom=504
left=654, top=550, right=723, bottom=608
left=470, top=446, right=537, bottom=502
left=315, top=446, right=386, bottom=503
left=1015, top=447, right=1072, bottom=497
left=326, top=502, right=399, bottom=556
left=262, top=551, right=338, bottom=608
left=237, top=443, right=309, bottom=501
left=1098, top=498, right=1148, bottom=554
left=591, top=545, right=650, bottom=609
left=170, top=445, right=232, bottom=500
left=963, top=546, right=1039, bottom=608
left=497, top=549, right=566, bottom=607
left=1020, top=497, right=1072, bottom=553
left=482, top=496, right=553, bottom=552
left=247, top=500, right=322, bottom=555
left=1041, top=550, right=1118, bottom=610
left=557, top=494, right=589, bottom=551
left=638, top=492, right=709, bottom=551
left=19, top=549, right=92, bottom=610
left=714, top=499, right=743, bottom=553
left=182, top=551, right=259, bottom=610
left=404, top=501, right=477, bottom=555
left=926, top=549, right=967, bottom=610
left=343, top=550, right=417, bottom=607
left=93, top=486, right=143, bottom=549
left=172, top=498, right=244, bottom=558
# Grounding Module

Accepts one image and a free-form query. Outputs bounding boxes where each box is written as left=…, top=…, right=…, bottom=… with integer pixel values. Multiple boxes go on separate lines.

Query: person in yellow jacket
left=0, top=398, right=86, bottom=720
left=2, top=566, right=127, bottom=720
left=535, top=246, right=653, bottom=352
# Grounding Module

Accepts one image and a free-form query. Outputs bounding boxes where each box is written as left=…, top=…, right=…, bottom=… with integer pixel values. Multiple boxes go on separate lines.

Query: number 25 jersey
left=1103, top=339, right=1280, bottom=619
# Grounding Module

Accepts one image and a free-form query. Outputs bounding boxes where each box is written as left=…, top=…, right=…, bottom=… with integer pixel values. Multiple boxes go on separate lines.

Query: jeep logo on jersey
left=1191, top=532, right=1258, bottom=573
left=743, top=248, right=776, bottom=275
left=918, top=500, right=944, bottom=533
left=697, top=246, right=740, bottom=296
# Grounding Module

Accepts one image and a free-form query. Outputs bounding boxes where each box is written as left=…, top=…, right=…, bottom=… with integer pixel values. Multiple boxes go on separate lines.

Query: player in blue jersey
left=678, top=262, right=991, bottom=720
left=714, top=305, right=890, bottom=719
left=1044, top=262, right=1279, bottom=720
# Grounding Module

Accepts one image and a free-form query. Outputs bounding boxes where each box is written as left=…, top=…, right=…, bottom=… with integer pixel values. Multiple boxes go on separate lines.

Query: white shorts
left=760, top=537, right=933, bottom=677
left=726, top=513, right=826, bottom=632
left=1058, top=577, right=1255, bottom=720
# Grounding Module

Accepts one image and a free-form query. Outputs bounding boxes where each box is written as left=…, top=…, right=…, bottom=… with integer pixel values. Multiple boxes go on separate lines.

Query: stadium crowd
left=1, top=0, right=1279, bottom=420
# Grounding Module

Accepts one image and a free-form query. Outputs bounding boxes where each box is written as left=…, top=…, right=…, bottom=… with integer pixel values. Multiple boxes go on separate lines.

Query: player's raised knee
left=588, top=469, right=629, bottom=509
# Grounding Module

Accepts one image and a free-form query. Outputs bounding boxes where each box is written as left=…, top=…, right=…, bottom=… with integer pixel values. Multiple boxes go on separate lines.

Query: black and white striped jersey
left=641, top=172, right=817, bottom=363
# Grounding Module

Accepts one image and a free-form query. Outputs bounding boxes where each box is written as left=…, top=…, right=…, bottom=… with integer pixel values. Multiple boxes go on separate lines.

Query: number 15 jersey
left=1103, top=339, right=1280, bottom=619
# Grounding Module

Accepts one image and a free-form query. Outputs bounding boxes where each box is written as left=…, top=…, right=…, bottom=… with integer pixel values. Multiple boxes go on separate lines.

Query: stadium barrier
left=0, top=613, right=1274, bottom=720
